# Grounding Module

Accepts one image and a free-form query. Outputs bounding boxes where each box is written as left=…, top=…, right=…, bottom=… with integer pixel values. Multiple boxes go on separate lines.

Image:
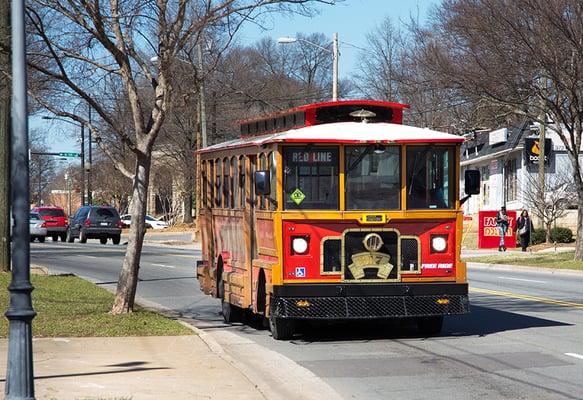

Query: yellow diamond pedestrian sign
left=290, top=188, right=306, bottom=205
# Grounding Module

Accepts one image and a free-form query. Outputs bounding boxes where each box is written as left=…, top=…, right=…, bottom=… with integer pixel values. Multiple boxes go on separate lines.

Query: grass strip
left=0, top=273, right=193, bottom=338
left=464, top=250, right=583, bottom=270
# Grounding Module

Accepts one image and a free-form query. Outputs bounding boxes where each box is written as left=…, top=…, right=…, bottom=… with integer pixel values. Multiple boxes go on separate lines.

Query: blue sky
left=36, top=0, right=438, bottom=154
left=238, top=0, right=437, bottom=79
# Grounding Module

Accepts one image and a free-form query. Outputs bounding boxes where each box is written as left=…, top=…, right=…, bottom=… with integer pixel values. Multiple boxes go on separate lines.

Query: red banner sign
left=478, top=210, right=516, bottom=249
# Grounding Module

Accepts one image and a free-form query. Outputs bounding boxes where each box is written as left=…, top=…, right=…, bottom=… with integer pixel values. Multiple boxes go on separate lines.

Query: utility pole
left=87, top=107, right=92, bottom=205
left=5, top=0, right=36, bottom=396
left=80, top=121, right=85, bottom=205
left=332, top=32, right=338, bottom=101
left=0, top=0, right=11, bottom=272
left=538, top=76, right=547, bottom=229
left=194, top=40, right=207, bottom=232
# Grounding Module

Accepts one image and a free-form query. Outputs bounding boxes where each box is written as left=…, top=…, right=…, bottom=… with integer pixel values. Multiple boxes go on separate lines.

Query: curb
left=468, top=262, right=583, bottom=276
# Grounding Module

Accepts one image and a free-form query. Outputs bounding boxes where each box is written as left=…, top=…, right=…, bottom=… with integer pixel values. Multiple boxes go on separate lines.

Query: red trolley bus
left=196, top=100, right=480, bottom=339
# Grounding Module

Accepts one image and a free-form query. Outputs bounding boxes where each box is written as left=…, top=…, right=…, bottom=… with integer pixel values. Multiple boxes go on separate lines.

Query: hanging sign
left=524, top=138, right=552, bottom=165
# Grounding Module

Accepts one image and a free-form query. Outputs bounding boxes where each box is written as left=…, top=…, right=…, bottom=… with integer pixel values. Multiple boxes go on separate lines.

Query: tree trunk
left=545, top=221, right=552, bottom=244
left=0, top=0, right=10, bottom=272
left=111, top=152, right=151, bottom=314
left=181, top=193, right=193, bottom=224
left=575, top=202, right=583, bottom=261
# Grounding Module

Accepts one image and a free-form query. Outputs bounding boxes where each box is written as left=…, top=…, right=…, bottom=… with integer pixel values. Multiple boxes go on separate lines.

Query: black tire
left=416, top=316, right=444, bottom=336
left=66, top=229, right=74, bottom=243
left=112, top=235, right=121, bottom=245
left=269, top=313, right=295, bottom=340
left=52, top=235, right=58, bottom=242
left=29, top=237, right=35, bottom=243
left=100, top=237, right=107, bottom=245
left=219, top=270, right=242, bottom=323
left=38, top=236, right=45, bottom=243
left=60, top=233, right=67, bottom=242
left=79, top=230, right=87, bottom=243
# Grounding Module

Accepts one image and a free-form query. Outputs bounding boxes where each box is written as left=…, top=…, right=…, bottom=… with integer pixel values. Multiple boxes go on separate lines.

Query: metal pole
left=5, top=0, right=36, bottom=397
left=87, top=108, right=92, bottom=205
left=80, top=122, right=85, bottom=205
left=538, top=77, right=546, bottom=229
left=332, top=32, right=338, bottom=101
left=197, top=42, right=207, bottom=148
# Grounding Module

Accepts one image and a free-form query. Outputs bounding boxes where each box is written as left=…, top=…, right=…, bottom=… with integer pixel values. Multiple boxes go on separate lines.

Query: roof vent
left=349, top=109, right=377, bottom=123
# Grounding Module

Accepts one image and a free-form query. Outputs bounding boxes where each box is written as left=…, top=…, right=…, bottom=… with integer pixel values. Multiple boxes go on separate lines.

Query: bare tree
left=29, top=130, right=57, bottom=205
left=410, top=0, right=583, bottom=259
left=521, top=169, right=572, bottom=243
left=25, top=0, right=334, bottom=314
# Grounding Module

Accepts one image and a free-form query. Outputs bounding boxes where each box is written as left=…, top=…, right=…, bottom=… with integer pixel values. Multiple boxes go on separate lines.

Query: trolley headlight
left=291, top=236, right=309, bottom=255
left=431, top=235, right=448, bottom=253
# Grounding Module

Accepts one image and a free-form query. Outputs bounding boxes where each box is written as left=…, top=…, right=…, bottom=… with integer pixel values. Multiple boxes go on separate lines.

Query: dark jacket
left=516, top=216, right=534, bottom=235
left=496, top=211, right=509, bottom=227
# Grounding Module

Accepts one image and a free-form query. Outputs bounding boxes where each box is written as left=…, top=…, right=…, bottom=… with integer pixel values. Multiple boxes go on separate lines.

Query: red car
left=31, top=205, right=68, bottom=242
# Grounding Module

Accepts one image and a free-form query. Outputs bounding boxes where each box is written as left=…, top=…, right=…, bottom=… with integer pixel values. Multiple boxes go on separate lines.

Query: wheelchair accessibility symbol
left=295, top=267, right=306, bottom=278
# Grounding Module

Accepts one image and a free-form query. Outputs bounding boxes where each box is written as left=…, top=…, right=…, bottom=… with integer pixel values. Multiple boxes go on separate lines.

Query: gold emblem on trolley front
left=347, top=234, right=393, bottom=279
left=348, top=252, right=393, bottom=279
left=363, top=233, right=383, bottom=252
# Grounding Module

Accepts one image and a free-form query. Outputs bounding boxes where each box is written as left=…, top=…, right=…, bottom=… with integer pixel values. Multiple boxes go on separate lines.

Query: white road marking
left=85, top=255, right=99, bottom=259
left=151, top=263, right=175, bottom=269
left=497, top=276, right=546, bottom=284
left=565, top=353, right=583, bottom=360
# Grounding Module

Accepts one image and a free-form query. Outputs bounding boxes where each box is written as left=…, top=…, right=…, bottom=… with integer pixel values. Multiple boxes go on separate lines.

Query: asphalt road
left=29, top=239, right=583, bottom=400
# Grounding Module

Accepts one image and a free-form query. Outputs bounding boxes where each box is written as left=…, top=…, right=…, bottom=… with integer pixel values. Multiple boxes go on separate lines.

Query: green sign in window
left=290, top=188, right=306, bottom=205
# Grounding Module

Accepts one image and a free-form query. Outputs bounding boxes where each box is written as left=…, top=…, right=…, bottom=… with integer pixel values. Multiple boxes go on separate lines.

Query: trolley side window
left=283, top=146, right=339, bottom=210
left=406, top=146, right=455, bottom=209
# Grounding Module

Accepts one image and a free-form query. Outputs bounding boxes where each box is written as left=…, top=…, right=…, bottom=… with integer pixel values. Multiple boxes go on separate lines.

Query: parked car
left=29, top=212, right=47, bottom=243
left=66, top=205, right=123, bottom=244
left=31, top=205, right=68, bottom=242
left=120, top=214, right=169, bottom=230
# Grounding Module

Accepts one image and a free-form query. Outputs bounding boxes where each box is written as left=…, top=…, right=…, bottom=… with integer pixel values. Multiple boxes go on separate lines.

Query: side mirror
left=464, top=169, right=481, bottom=195
left=254, top=170, right=270, bottom=196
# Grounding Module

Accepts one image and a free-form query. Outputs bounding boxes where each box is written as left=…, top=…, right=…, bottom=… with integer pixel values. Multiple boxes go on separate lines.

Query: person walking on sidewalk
left=515, top=209, right=534, bottom=252
left=496, top=206, right=509, bottom=251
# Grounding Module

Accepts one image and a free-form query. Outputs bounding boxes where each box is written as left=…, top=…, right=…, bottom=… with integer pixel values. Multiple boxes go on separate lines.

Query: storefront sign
left=478, top=210, right=516, bottom=249
left=524, top=138, right=552, bottom=165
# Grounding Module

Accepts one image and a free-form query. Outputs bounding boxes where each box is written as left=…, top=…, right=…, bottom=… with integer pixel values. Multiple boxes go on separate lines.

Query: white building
left=460, top=122, right=579, bottom=225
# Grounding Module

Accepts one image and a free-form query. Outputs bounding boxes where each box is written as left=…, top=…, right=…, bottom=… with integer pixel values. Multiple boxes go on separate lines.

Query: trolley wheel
left=219, top=272, right=242, bottom=323
left=79, top=230, right=87, bottom=243
left=66, top=229, right=74, bottom=243
left=416, top=316, right=444, bottom=336
left=269, top=314, right=295, bottom=340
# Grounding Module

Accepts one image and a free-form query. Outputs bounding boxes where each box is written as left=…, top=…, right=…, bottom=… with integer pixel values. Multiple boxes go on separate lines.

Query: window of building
left=505, top=158, right=518, bottom=202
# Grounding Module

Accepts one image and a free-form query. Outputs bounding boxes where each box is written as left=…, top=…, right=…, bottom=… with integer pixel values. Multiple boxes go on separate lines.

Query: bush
left=530, top=227, right=573, bottom=245
left=531, top=229, right=546, bottom=245
left=550, top=227, right=574, bottom=243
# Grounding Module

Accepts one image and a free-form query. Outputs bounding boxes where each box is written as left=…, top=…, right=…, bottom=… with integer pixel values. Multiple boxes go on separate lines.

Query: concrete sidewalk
left=0, top=335, right=265, bottom=400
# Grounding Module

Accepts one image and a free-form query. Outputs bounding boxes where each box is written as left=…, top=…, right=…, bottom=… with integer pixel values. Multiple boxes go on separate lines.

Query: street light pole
left=6, top=0, right=36, bottom=397
left=277, top=33, right=339, bottom=101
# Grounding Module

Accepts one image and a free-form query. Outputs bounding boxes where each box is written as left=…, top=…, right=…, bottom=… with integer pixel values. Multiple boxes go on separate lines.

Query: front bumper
left=271, top=283, right=469, bottom=320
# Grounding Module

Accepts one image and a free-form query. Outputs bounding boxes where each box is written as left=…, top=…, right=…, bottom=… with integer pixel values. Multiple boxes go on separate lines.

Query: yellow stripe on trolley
left=471, top=287, right=583, bottom=309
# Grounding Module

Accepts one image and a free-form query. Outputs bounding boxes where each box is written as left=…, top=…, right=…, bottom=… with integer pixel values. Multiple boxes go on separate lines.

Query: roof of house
left=460, top=121, right=530, bottom=165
